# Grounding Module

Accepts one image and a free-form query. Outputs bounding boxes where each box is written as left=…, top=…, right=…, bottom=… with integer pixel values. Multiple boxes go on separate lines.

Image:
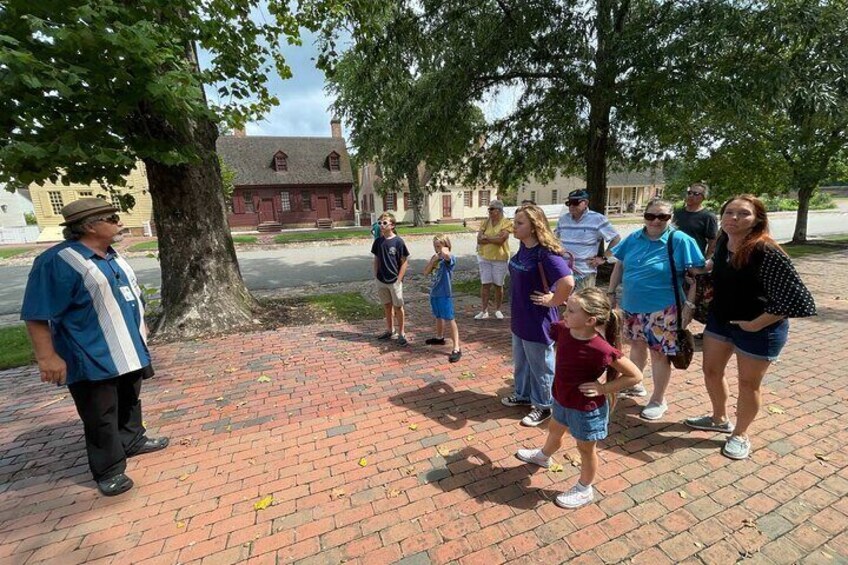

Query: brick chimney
left=330, top=118, right=342, bottom=139
left=233, top=127, right=246, bottom=138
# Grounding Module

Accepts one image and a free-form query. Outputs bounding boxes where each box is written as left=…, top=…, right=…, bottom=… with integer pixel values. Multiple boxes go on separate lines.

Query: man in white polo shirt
left=555, top=189, right=621, bottom=290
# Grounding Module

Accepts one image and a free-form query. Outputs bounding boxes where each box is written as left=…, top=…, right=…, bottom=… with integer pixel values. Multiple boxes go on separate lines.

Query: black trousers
left=68, top=369, right=147, bottom=481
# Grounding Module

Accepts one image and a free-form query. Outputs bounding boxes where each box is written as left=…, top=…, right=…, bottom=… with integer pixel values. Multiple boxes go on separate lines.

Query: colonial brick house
left=218, top=122, right=355, bottom=230
left=357, top=161, right=498, bottom=225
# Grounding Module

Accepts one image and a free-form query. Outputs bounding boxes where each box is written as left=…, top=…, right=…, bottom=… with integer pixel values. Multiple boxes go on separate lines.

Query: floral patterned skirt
left=623, top=305, right=680, bottom=355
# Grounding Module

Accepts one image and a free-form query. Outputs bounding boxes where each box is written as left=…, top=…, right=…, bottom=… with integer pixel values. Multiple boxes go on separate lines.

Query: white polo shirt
left=555, top=210, right=619, bottom=276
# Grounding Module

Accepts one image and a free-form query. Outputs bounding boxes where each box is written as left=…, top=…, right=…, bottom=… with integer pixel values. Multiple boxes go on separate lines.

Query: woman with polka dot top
left=684, top=195, right=816, bottom=460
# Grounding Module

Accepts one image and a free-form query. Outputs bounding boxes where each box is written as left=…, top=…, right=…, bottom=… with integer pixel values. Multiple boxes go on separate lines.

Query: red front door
left=259, top=198, right=275, bottom=223
left=317, top=196, right=330, bottom=218
left=442, top=194, right=452, bottom=218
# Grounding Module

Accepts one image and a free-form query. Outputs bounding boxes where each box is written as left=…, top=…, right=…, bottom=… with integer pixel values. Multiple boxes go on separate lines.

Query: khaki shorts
left=376, top=280, right=404, bottom=307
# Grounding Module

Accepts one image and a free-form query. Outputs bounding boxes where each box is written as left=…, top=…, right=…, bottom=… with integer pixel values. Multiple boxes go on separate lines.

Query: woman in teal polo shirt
left=607, top=199, right=704, bottom=420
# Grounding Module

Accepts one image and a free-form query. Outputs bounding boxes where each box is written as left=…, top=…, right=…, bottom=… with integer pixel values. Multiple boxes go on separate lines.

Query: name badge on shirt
left=119, top=286, right=136, bottom=302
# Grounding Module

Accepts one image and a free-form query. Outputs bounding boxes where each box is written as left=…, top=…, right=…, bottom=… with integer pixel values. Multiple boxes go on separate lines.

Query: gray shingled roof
left=216, top=136, right=354, bottom=187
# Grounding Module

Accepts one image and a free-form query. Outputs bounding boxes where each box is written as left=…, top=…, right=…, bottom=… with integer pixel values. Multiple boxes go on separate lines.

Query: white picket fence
left=0, top=225, right=41, bottom=244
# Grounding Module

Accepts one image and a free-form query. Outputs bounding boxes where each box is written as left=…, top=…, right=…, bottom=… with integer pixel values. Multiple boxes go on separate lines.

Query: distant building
left=0, top=187, right=31, bottom=228
left=518, top=169, right=665, bottom=214
left=27, top=164, right=154, bottom=242
left=357, top=162, right=498, bottom=225
left=218, top=120, right=356, bottom=231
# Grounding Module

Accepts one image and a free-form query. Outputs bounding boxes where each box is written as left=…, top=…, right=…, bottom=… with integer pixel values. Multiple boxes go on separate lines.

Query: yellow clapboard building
left=29, top=162, right=154, bottom=242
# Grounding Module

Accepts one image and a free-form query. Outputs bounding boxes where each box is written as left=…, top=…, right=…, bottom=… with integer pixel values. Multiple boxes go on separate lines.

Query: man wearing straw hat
left=21, top=198, right=169, bottom=496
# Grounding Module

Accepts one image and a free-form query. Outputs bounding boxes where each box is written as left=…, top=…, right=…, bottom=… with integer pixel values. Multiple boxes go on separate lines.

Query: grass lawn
left=128, top=235, right=258, bottom=252
left=783, top=234, right=848, bottom=259
left=0, top=325, right=33, bottom=370
left=301, top=292, right=384, bottom=322
left=274, top=223, right=471, bottom=244
left=0, top=247, right=33, bottom=259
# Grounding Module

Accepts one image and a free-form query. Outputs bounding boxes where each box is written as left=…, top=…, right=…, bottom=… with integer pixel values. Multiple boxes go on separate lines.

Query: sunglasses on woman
left=643, top=212, right=671, bottom=221
left=378, top=220, right=393, bottom=226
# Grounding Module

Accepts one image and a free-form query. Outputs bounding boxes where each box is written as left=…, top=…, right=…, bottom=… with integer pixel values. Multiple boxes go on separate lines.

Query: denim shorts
left=552, top=399, right=609, bottom=442
left=704, top=313, right=789, bottom=361
left=430, top=296, right=455, bottom=321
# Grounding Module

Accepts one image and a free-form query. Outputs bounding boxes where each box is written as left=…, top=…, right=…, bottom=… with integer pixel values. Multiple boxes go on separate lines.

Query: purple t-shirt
left=509, top=243, right=573, bottom=344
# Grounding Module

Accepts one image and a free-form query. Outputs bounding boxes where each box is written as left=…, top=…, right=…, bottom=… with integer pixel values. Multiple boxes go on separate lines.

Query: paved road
left=1, top=210, right=846, bottom=317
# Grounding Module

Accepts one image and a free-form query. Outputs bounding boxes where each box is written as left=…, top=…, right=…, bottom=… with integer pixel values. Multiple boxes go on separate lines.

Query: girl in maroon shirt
left=515, top=287, right=643, bottom=508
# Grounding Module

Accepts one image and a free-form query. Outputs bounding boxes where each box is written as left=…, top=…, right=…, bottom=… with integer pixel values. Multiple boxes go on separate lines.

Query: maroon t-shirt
left=551, top=322, right=623, bottom=412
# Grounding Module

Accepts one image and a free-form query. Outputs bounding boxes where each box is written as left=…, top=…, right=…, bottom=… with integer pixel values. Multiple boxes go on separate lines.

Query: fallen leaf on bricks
left=814, top=453, right=830, bottom=461
left=178, top=474, right=190, bottom=481
left=330, top=488, right=346, bottom=499
left=437, top=445, right=455, bottom=457
left=257, top=375, right=272, bottom=383
left=358, top=458, right=368, bottom=467
left=253, top=495, right=274, bottom=511
left=741, top=518, right=758, bottom=529
left=215, top=397, right=225, bottom=402
left=225, top=425, right=232, bottom=432
left=465, top=435, right=475, bottom=442
left=386, top=488, right=402, bottom=498
left=226, top=367, right=236, bottom=373
left=176, top=521, right=186, bottom=528
left=548, top=463, right=564, bottom=473
left=458, top=371, right=475, bottom=380
left=247, top=459, right=256, bottom=465
left=679, top=491, right=688, bottom=499
left=179, top=437, right=193, bottom=446
left=408, top=424, right=418, bottom=431
left=564, top=452, right=582, bottom=466
left=766, top=405, right=785, bottom=414
left=402, top=465, right=416, bottom=476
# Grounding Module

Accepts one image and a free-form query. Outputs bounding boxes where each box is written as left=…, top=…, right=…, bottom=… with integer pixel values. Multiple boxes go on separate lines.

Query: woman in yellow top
left=475, top=200, right=513, bottom=319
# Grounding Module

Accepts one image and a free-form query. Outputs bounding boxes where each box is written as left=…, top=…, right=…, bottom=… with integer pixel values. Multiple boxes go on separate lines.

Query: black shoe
left=377, top=330, right=396, bottom=340
left=521, top=408, right=552, bottom=427
left=448, top=350, right=462, bottom=363
left=425, top=337, right=446, bottom=345
left=128, top=437, right=170, bottom=457
left=397, top=334, right=409, bottom=346
left=97, top=473, right=133, bottom=496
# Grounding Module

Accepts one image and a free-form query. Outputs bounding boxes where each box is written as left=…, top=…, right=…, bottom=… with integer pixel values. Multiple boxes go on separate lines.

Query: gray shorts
left=376, top=280, right=404, bottom=307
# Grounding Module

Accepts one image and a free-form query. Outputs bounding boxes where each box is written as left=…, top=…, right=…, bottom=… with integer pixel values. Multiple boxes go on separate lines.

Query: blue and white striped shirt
left=555, top=210, right=620, bottom=276
left=21, top=241, right=150, bottom=384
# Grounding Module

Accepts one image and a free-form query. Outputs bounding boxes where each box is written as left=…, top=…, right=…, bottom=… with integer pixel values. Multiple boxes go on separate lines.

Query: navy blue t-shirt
left=371, top=235, right=410, bottom=284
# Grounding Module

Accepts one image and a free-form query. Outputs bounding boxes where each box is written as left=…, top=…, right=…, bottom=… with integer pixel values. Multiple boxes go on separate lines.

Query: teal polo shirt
left=612, top=228, right=705, bottom=313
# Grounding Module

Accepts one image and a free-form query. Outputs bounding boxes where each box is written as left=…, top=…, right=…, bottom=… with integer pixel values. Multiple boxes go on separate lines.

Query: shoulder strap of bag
left=537, top=248, right=550, bottom=293
left=667, top=230, right=684, bottom=329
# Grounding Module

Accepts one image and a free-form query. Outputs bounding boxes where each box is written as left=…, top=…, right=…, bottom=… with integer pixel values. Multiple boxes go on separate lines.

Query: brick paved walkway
left=2, top=251, right=847, bottom=565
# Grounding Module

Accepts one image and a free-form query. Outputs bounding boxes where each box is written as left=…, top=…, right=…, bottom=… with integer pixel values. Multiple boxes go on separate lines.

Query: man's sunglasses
left=378, top=220, right=393, bottom=226
left=643, top=212, right=671, bottom=221
left=687, top=190, right=705, bottom=197
left=566, top=200, right=583, bottom=206
left=93, top=214, right=121, bottom=225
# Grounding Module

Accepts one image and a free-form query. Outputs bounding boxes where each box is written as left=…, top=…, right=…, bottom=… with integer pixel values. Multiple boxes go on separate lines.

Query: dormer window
left=327, top=151, right=341, bottom=172
left=273, top=151, right=288, bottom=172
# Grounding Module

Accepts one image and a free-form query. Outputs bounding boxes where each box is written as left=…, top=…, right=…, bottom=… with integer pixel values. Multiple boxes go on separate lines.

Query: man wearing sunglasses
left=21, top=198, right=168, bottom=496
left=672, top=182, right=718, bottom=260
left=554, top=189, right=620, bottom=290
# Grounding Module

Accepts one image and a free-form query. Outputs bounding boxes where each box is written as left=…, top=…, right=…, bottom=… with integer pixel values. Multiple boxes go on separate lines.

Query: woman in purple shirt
left=501, top=205, right=575, bottom=427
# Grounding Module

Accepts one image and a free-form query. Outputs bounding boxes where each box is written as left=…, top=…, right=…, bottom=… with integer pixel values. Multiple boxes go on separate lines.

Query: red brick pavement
left=1, top=251, right=847, bottom=565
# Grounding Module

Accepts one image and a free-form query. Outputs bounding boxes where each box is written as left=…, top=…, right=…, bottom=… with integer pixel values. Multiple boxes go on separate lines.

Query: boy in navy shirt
left=371, top=212, right=411, bottom=345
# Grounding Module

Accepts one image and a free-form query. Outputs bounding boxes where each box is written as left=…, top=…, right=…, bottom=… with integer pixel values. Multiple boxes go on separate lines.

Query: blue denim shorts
left=704, top=313, right=789, bottom=361
left=552, top=399, right=609, bottom=442
left=430, top=296, right=455, bottom=321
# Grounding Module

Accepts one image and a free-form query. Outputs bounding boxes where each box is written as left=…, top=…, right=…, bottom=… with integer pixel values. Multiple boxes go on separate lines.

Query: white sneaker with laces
left=494, top=310, right=504, bottom=319
left=515, top=448, right=550, bottom=468
left=474, top=311, right=489, bottom=320
left=555, top=483, right=594, bottom=509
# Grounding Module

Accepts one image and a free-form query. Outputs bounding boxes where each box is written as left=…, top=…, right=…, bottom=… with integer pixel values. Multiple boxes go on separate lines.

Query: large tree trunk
left=791, top=182, right=815, bottom=244
left=585, top=100, right=611, bottom=214
left=406, top=168, right=425, bottom=227
left=141, top=116, right=257, bottom=340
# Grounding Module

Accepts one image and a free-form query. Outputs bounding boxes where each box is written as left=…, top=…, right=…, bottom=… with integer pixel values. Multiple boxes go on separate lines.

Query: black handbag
left=667, top=231, right=695, bottom=370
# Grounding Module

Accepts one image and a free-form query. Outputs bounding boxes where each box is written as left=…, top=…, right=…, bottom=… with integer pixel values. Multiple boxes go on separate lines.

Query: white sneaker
left=618, top=383, right=648, bottom=398
left=474, top=311, right=489, bottom=320
left=555, top=483, right=594, bottom=509
left=515, top=448, right=550, bottom=468
left=494, top=310, right=504, bottom=320
left=640, top=401, right=668, bottom=420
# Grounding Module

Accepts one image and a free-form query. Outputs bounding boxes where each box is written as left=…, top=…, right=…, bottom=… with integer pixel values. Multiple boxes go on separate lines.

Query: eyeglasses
left=643, top=213, right=672, bottom=221
left=378, top=220, right=393, bottom=226
left=687, top=191, right=705, bottom=197
left=566, top=200, right=583, bottom=206
left=93, top=214, right=121, bottom=225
